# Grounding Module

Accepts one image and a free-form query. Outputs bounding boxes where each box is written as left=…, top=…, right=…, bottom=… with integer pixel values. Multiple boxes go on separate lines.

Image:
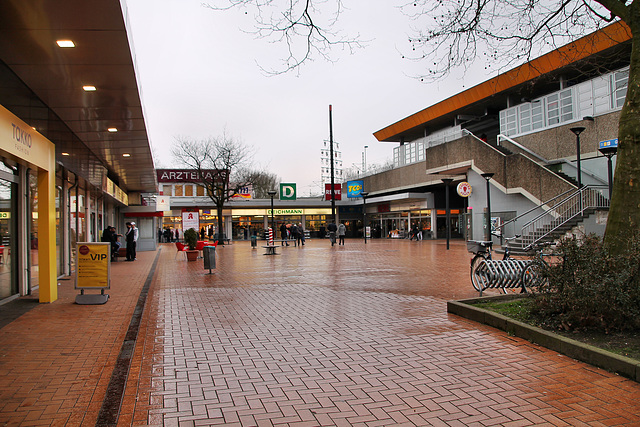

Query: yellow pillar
left=37, top=154, right=57, bottom=303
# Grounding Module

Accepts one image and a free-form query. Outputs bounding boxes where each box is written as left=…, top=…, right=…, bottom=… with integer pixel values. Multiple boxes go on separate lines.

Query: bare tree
left=248, top=170, right=280, bottom=198
left=203, top=0, right=364, bottom=74
left=171, top=133, right=256, bottom=244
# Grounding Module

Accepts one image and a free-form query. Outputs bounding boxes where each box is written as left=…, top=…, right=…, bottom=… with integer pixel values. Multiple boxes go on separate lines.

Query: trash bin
left=251, top=235, right=257, bottom=248
left=203, top=245, right=216, bottom=271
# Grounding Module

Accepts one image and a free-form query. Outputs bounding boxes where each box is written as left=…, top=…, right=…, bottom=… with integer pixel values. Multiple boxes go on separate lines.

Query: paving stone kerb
left=447, top=294, right=640, bottom=382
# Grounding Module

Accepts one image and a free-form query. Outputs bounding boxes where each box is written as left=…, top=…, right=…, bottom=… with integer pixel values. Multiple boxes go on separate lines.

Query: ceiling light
left=83, top=85, right=96, bottom=91
left=56, top=40, right=75, bottom=48
left=108, top=127, right=118, bottom=132
left=62, top=152, right=70, bottom=156
left=122, top=153, right=131, bottom=157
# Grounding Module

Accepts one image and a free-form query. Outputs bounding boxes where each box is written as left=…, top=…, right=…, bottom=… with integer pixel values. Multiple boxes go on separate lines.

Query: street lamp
left=442, top=179, right=453, bottom=250
left=361, top=191, right=369, bottom=244
left=267, top=190, right=277, bottom=235
left=481, top=173, right=494, bottom=241
left=570, top=127, right=586, bottom=188
left=598, top=142, right=618, bottom=199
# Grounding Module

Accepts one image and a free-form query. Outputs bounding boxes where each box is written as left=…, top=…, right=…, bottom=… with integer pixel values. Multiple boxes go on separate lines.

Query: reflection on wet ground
left=133, top=239, right=640, bottom=426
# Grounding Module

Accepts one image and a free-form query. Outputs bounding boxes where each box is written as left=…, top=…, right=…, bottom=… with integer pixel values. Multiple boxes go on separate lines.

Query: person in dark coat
left=280, top=223, right=289, bottom=246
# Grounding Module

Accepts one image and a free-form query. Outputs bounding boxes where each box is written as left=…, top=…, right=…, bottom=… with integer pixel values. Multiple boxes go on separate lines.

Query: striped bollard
left=268, top=227, right=274, bottom=246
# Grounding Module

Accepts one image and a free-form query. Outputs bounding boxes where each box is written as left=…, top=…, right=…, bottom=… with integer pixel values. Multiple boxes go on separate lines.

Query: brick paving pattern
left=1, top=239, right=640, bottom=426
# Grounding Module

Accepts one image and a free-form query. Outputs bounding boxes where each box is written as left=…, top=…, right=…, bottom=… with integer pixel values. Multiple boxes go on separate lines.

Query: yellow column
left=37, top=155, right=57, bottom=303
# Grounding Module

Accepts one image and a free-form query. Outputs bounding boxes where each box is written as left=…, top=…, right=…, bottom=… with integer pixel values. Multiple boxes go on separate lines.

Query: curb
left=447, top=295, right=640, bottom=382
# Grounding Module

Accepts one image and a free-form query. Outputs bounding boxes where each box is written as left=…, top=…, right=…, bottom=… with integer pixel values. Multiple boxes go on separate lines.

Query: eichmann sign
left=268, top=209, right=303, bottom=215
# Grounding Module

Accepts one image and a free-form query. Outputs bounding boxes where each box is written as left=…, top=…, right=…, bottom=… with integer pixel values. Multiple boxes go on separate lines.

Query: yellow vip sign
left=75, top=243, right=110, bottom=289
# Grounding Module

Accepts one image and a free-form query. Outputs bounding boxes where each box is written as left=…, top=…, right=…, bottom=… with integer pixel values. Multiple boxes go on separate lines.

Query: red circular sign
left=457, top=182, right=472, bottom=197
left=79, top=245, right=90, bottom=255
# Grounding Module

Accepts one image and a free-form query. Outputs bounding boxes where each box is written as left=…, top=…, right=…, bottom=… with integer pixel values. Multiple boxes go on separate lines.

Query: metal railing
left=520, top=185, right=610, bottom=249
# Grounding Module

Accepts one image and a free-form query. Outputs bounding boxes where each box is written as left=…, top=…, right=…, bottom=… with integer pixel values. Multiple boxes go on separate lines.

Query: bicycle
left=468, top=233, right=520, bottom=293
left=520, top=241, right=555, bottom=292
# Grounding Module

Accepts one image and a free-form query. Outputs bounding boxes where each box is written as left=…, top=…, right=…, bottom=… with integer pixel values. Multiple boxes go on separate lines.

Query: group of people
left=279, top=223, right=306, bottom=246
left=101, top=221, right=138, bottom=261
left=160, top=227, right=179, bottom=243
left=326, top=222, right=347, bottom=246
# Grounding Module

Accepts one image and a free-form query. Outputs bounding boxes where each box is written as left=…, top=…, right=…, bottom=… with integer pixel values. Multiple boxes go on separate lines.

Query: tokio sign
left=457, top=181, right=472, bottom=197
left=347, top=180, right=364, bottom=198
left=325, top=184, right=342, bottom=200
left=280, top=183, right=297, bottom=200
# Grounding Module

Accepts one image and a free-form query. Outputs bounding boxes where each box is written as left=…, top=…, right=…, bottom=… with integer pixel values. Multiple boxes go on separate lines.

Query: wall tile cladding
left=363, top=135, right=574, bottom=205
left=505, top=111, right=620, bottom=161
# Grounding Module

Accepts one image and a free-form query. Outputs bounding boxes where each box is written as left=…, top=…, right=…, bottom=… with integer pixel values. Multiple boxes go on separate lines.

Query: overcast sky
left=124, top=0, right=494, bottom=196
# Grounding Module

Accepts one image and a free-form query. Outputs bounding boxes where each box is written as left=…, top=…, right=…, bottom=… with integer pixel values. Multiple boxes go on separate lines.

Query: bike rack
left=472, top=259, right=530, bottom=296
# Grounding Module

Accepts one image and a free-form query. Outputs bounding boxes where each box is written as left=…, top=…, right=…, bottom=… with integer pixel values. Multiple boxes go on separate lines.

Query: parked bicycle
left=520, top=241, right=555, bottom=292
left=468, top=233, right=521, bottom=293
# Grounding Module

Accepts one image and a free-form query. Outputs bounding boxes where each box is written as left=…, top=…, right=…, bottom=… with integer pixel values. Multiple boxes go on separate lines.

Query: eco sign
left=280, top=183, right=296, bottom=200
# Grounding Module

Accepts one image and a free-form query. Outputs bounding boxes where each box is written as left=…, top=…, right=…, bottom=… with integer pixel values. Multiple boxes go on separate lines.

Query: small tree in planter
left=183, top=228, right=199, bottom=261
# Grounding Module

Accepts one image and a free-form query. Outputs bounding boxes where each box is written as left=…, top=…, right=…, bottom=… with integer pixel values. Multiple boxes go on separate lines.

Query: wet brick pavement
left=1, top=239, right=640, bottom=426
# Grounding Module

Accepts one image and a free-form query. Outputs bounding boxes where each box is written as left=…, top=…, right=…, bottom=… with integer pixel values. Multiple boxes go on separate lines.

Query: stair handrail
left=497, top=134, right=549, bottom=164
left=520, top=185, right=609, bottom=248
left=496, top=187, right=577, bottom=236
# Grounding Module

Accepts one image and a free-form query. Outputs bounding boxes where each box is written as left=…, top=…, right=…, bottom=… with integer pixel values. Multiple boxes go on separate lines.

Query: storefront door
left=0, top=167, right=17, bottom=300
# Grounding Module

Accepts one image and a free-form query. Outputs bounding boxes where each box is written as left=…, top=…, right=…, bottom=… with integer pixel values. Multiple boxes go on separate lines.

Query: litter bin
left=203, top=245, right=216, bottom=272
left=251, top=235, right=257, bottom=248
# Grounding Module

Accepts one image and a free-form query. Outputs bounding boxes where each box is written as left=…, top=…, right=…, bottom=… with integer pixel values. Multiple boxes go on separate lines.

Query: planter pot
left=186, top=250, right=199, bottom=261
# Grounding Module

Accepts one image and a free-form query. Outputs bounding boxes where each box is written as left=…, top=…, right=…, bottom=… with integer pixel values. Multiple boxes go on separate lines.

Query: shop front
left=0, top=105, right=56, bottom=303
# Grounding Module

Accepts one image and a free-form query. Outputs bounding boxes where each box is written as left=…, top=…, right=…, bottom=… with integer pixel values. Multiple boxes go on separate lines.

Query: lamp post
left=361, top=191, right=369, bottom=244
left=267, top=190, right=277, bottom=234
left=570, top=127, right=586, bottom=188
left=442, top=179, right=453, bottom=250
left=481, top=173, right=494, bottom=241
left=598, top=143, right=618, bottom=199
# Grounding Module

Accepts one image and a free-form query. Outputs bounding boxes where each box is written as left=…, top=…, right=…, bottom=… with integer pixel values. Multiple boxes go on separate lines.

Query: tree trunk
left=605, top=27, right=640, bottom=253
left=217, top=205, right=225, bottom=245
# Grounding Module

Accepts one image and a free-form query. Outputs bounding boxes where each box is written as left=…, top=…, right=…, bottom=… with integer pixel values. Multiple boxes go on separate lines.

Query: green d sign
left=280, top=183, right=296, bottom=200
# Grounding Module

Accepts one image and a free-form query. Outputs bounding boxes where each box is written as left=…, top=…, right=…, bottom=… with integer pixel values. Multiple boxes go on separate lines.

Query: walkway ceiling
left=0, top=0, right=156, bottom=193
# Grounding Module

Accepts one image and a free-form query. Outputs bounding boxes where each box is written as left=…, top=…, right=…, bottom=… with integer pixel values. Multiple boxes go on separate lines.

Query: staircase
left=502, top=185, right=610, bottom=253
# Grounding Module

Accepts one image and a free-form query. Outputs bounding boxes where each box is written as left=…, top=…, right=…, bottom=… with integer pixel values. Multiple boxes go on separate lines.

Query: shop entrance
left=0, top=166, right=17, bottom=300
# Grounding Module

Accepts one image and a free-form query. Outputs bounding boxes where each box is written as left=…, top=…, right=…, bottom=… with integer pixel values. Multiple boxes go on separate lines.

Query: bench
left=213, top=234, right=231, bottom=245
left=262, top=245, right=278, bottom=255
left=112, top=247, right=126, bottom=262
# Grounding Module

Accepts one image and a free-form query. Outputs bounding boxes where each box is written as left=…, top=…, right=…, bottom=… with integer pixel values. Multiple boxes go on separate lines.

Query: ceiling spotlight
left=56, top=40, right=75, bottom=48
left=122, top=153, right=131, bottom=157
left=61, top=152, right=70, bottom=156
left=83, top=85, right=96, bottom=91
left=107, top=127, right=118, bottom=133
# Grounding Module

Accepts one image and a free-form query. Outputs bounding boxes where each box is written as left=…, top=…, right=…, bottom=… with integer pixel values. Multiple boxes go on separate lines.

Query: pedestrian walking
left=327, top=222, right=337, bottom=246
left=280, top=223, right=289, bottom=246
left=338, top=222, right=346, bottom=245
left=297, top=223, right=305, bottom=246
left=291, top=223, right=299, bottom=246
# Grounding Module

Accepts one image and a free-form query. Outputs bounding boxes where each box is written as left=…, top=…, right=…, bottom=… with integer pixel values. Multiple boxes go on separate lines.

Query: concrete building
left=355, top=21, right=630, bottom=249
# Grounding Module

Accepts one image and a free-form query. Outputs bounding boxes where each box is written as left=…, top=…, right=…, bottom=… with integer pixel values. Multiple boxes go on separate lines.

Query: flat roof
left=374, top=21, right=632, bottom=143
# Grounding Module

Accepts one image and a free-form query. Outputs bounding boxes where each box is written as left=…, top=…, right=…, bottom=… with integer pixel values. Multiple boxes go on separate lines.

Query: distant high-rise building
left=320, top=140, right=343, bottom=187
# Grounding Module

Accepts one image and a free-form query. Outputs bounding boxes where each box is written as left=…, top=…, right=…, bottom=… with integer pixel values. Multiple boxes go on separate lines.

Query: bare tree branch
left=202, top=0, right=365, bottom=75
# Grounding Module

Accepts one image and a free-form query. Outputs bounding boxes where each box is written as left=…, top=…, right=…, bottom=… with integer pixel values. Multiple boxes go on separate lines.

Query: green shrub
left=530, top=234, right=640, bottom=333
left=183, top=228, right=198, bottom=250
